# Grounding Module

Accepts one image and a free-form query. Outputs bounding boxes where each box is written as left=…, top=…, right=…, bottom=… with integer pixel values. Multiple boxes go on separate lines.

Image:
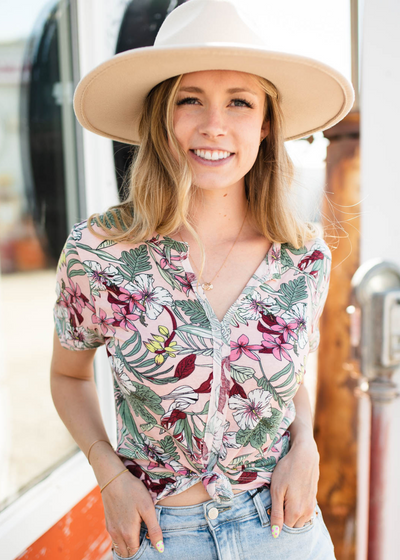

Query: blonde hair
left=88, top=72, right=321, bottom=279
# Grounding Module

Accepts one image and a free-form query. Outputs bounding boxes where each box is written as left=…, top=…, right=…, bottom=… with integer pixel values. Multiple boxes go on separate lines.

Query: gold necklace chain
left=177, top=204, right=249, bottom=291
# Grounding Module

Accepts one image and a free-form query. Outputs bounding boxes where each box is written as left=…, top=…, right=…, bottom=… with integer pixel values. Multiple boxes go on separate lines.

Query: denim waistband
left=149, top=486, right=272, bottom=532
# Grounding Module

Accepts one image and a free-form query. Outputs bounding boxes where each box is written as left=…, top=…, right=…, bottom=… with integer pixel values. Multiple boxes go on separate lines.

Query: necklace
left=177, top=204, right=249, bottom=291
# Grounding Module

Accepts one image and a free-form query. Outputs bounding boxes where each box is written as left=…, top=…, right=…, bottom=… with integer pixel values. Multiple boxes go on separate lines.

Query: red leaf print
left=237, top=471, right=258, bottom=484
left=229, top=381, right=247, bottom=399
left=195, top=372, right=213, bottom=393
left=217, top=357, right=231, bottom=413
left=174, top=354, right=196, bottom=380
left=298, top=249, right=324, bottom=271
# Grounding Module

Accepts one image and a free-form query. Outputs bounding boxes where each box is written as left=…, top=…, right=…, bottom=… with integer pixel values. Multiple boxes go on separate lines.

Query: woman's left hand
left=268, top=437, right=320, bottom=538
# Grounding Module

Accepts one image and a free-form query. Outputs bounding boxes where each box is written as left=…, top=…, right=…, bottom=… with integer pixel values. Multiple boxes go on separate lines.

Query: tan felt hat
left=73, top=0, right=355, bottom=145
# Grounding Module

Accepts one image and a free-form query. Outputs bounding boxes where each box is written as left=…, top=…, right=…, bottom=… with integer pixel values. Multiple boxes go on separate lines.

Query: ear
left=261, top=120, right=270, bottom=141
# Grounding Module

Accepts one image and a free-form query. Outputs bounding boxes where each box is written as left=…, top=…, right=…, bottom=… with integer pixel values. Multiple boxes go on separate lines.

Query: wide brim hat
left=73, top=0, right=355, bottom=145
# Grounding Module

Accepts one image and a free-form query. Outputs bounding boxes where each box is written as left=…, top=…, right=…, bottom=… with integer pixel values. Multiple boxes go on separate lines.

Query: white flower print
left=103, top=265, right=124, bottom=286
left=240, top=292, right=280, bottom=321
left=162, top=385, right=199, bottom=411
left=129, top=274, right=173, bottom=320
left=229, top=388, right=273, bottom=430
left=83, top=260, right=108, bottom=291
left=219, top=421, right=241, bottom=460
left=282, top=303, right=309, bottom=349
left=109, top=356, right=136, bottom=394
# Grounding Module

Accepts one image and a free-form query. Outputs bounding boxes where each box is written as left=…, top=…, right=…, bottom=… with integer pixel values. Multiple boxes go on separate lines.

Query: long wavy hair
left=88, top=72, right=321, bottom=279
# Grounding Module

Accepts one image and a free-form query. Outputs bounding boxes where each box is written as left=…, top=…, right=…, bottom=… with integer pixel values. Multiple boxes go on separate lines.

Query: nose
left=198, top=106, right=227, bottom=139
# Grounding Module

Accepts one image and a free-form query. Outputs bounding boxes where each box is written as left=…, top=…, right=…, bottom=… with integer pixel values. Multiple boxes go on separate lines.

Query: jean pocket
left=112, top=527, right=149, bottom=560
left=266, top=506, right=316, bottom=535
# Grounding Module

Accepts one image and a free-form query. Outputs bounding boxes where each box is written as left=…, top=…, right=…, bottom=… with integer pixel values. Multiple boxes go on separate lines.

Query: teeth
left=194, top=150, right=231, bottom=161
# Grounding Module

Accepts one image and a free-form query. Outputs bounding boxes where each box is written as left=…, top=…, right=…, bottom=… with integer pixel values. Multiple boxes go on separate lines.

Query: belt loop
left=249, top=488, right=270, bottom=528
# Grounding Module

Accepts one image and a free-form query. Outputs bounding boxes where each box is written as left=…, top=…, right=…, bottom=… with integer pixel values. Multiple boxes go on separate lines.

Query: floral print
left=53, top=217, right=331, bottom=505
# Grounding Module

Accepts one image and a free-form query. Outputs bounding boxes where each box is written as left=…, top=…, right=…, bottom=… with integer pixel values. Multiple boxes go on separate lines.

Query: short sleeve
left=308, top=240, right=332, bottom=353
left=53, top=226, right=106, bottom=351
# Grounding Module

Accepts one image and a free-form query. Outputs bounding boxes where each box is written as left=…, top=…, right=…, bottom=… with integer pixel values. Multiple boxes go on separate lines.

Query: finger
left=270, top=495, right=284, bottom=539
left=141, top=507, right=164, bottom=553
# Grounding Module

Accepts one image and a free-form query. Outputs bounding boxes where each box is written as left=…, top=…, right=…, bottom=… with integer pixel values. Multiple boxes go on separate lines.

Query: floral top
left=53, top=217, right=331, bottom=505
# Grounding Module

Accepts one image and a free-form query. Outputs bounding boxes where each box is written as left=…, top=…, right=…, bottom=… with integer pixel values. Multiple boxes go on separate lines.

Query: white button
left=208, top=507, right=219, bottom=519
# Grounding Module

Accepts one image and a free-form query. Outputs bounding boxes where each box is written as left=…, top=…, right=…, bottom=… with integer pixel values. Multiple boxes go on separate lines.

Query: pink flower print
left=128, top=274, right=173, bottom=320
left=118, top=283, right=144, bottom=313
left=92, top=308, right=115, bottom=335
left=269, top=316, right=298, bottom=342
left=270, top=245, right=281, bottom=264
left=65, top=278, right=92, bottom=314
left=228, top=388, right=273, bottom=430
left=111, top=303, right=139, bottom=331
left=230, top=334, right=263, bottom=362
left=261, top=333, right=293, bottom=361
left=175, top=272, right=195, bottom=296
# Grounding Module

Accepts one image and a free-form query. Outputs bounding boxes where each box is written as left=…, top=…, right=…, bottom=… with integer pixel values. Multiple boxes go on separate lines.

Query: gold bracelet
left=87, top=439, right=113, bottom=465
left=100, top=468, right=129, bottom=493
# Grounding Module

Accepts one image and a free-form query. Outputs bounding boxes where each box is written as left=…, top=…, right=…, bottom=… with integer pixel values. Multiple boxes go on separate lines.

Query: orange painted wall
left=15, top=487, right=111, bottom=560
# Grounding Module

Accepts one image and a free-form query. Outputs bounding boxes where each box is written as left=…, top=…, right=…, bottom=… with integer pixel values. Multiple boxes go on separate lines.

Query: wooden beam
left=313, top=111, right=360, bottom=560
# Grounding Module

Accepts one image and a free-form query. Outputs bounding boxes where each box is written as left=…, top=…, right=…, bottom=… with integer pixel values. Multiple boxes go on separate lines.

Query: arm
left=268, top=383, right=320, bottom=538
left=50, top=330, right=164, bottom=557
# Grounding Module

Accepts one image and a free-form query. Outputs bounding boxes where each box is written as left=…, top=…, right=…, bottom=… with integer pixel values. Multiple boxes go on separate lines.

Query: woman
left=51, top=1, right=354, bottom=558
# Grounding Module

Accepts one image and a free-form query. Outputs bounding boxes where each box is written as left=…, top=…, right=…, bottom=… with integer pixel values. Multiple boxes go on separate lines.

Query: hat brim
left=73, top=44, right=355, bottom=144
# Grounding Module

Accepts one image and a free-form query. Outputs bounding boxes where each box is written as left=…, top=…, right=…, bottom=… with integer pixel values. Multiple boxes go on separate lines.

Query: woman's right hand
left=101, top=467, right=164, bottom=557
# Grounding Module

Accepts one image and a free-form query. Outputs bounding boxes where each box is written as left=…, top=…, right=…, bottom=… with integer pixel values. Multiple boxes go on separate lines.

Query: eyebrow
left=178, top=86, right=258, bottom=96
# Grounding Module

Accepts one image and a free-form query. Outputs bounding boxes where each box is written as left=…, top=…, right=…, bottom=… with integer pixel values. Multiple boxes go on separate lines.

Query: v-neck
left=162, top=235, right=282, bottom=328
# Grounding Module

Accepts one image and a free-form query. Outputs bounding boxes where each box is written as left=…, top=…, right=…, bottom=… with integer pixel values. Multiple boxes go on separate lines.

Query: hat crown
left=155, top=0, right=265, bottom=47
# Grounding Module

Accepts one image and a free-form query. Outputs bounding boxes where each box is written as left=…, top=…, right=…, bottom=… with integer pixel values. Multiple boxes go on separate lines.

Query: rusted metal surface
left=15, top=487, right=111, bottom=560
left=313, top=112, right=361, bottom=560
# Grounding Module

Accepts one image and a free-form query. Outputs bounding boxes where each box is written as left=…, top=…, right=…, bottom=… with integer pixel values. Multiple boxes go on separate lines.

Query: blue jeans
left=112, top=486, right=336, bottom=560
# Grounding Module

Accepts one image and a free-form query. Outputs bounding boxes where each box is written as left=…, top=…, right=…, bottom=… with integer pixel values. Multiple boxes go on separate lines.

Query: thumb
left=143, top=509, right=164, bottom=553
left=270, top=498, right=284, bottom=539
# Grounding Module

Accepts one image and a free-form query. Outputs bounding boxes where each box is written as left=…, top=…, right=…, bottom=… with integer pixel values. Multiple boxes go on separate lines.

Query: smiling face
left=171, top=70, right=270, bottom=192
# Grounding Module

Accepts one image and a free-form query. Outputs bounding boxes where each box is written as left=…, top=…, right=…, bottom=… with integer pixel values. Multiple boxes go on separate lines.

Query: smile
left=192, top=149, right=233, bottom=161
left=189, top=150, right=235, bottom=167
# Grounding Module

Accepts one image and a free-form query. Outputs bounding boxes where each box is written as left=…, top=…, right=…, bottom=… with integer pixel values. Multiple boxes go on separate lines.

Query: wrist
left=89, top=443, right=127, bottom=487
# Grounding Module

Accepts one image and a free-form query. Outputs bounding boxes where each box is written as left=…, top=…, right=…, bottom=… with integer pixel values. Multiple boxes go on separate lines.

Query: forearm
left=50, top=373, right=125, bottom=485
left=288, top=383, right=317, bottom=447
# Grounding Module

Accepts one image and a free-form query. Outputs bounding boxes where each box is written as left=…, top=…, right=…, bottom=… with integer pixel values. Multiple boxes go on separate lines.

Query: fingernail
left=272, top=525, right=280, bottom=538
left=156, top=540, right=164, bottom=553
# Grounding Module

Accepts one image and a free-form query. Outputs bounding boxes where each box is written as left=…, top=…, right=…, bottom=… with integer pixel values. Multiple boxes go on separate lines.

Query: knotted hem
left=200, top=470, right=234, bottom=505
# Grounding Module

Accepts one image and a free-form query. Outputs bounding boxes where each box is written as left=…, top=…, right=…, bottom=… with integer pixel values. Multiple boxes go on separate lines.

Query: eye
left=176, top=97, right=200, bottom=106
left=176, top=97, right=254, bottom=109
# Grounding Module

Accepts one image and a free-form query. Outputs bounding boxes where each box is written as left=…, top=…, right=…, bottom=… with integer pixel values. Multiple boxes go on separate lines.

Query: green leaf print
left=156, top=262, right=182, bottom=291
left=251, top=456, right=276, bottom=471
left=230, top=365, right=256, bottom=384
left=159, top=435, right=180, bottom=461
left=162, top=236, right=189, bottom=253
left=236, top=429, right=252, bottom=446
left=276, top=276, right=307, bottom=310
left=280, top=246, right=294, bottom=270
left=228, top=454, right=252, bottom=468
left=119, top=399, right=142, bottom=443
left=262, top=408, right=284, bottom=436
left=120, top=246, right=152, bottom=278
left=284, top=243, right=308, bottom=255
left=175, top=300, right=210, bottom=327
left=97, top=239, right=117, bottom=250
left=175, top=324, right=214, bottom=339
left=125, top=383, right=165, bottom=426
left=249, top=418, right=269, bottom=448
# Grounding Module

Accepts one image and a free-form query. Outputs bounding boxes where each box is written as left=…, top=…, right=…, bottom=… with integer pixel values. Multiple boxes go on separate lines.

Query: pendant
left=201, top=282, right=213, bottom=291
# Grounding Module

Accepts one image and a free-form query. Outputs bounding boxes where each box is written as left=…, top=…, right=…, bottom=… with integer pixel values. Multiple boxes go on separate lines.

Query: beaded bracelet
left=87, top=439, right=113, bottom=465
left=100, top=468, right=129, bottom=493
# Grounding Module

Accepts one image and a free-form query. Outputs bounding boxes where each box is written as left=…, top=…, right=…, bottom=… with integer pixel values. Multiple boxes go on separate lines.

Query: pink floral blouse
left=53, top=216, right=331, bottom=505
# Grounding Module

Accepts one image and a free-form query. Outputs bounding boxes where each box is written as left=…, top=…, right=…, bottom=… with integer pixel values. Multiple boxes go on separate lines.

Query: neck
left=184, top=183, right=250, bottom=244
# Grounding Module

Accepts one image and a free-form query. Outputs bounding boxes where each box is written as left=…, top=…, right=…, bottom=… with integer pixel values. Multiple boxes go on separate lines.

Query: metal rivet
left=267, top=508, right=271, bottom=516
left=208, top=507, right=219, bottom=519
